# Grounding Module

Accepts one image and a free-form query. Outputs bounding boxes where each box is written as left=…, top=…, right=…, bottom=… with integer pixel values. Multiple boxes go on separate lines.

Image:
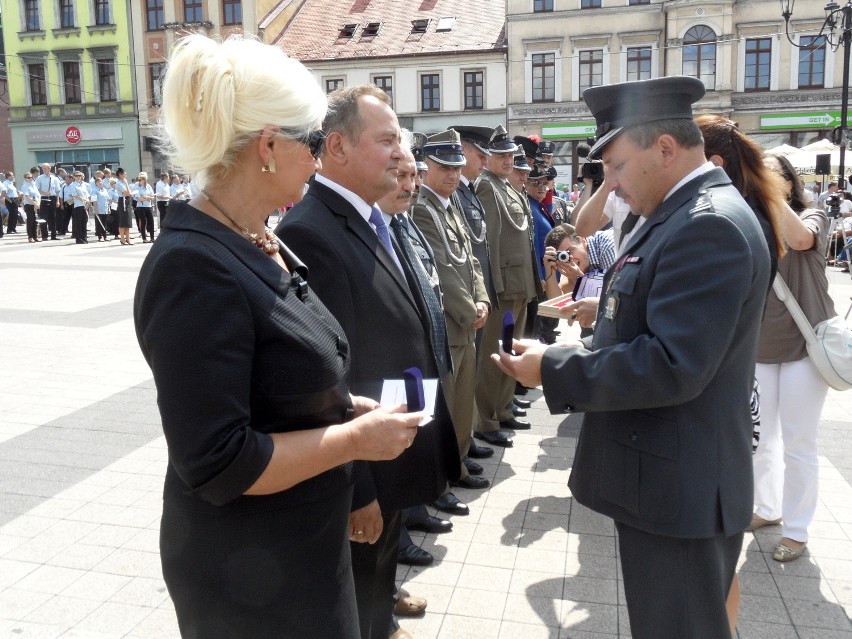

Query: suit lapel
left=307, top=180, right=417, bottom=308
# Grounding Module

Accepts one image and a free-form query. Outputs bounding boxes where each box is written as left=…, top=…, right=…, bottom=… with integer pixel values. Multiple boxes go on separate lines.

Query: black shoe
left=452, top=474, right=490, bottom=490
left=512, top=405, right=527, bottom=417
left=463, top=457, right=483, bottom=475
left=467, top=441, right=494, bottom=458
left=500, top=417, right=531, bottom=431
left=514, top=398, right=532, bottom=409
left=474, top=431, right=513, bottom=447
left=397, top=544, right=434, bottom=566
left=515, top=382, right=529, bottom=396
left=432, top=492, right=470, bottom=515
left=407, top=514, right=453, bottom=534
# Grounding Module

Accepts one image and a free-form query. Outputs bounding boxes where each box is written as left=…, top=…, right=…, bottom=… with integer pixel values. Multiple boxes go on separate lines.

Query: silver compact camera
left=556, top=250, right=572, bottom=263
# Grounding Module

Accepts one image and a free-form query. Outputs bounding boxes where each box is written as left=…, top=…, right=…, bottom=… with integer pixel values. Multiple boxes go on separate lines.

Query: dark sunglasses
left=282, top=128, right=325, bottom=159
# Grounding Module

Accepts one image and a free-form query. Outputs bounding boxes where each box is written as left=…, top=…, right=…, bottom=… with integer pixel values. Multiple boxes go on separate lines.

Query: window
left=579, top=50, right=603, bottom=95
left=326, top=78, right=344, bottom=93
left=362, top=22, right=381, bottom=37
left=627, top=46, right=652, bottom=82
left=184, top=0, right=203, bottom=22
left=94, top=0, right=111, bottom=24
left=59, top=0, right=75, bottom=28
left=436, top=17, right=455, bottom=32
left=29, top=64, right=47, bottom=105
left=97, top=59, right=117, bottom=101
left=581, top=0, right=601, bottom=8
left=338, top=23, right=357, bottom=38
left=150, top=63, right=166, bottom=106
left=146, top=0, right=164, bottom=31
left=464, top=71, right=484, bottom=110
left=532, top=53, right=555, bottom=102
left=744, top=37, right=771, bottom=92
left=799, top=36, right=826, bottom=89
left=24, top=0, right=40, bottom=30
left=411, top=19, right=429, bottom=34
left=374, top=76, right=393, bottom=108
left=223, top=0, right=242, bottom=25
left=628, top=0, right=650, bottom=4
left=533, top=0, right=553, bottom=11
left=63, top=61, right=81, bottom=104
left=421, top=74, right=440, bottom=112
left=683, top=25, right=716, bottom=90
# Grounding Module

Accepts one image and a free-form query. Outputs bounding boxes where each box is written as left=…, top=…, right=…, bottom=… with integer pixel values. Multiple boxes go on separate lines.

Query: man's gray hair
left=624, top=119, right=704, bottom=151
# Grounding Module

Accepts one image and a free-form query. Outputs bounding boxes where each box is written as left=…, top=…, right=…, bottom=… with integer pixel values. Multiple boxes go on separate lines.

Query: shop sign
left=541, top=122, right=597, bottom=139
left=65, top=126, right=81, bottom=145
left=760, top=112, right=852, bottom=130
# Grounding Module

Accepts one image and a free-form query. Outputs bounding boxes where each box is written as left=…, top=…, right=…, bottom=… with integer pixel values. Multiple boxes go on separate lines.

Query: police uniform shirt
left=3, top=179, right=19, bottom=199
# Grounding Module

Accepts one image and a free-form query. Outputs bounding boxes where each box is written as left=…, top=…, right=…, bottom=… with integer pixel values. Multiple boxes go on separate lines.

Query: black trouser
left=60, top=202, right=73, bottom=234
left=351, top=509, right=400, bottom=639
left=40, top=197, right=55, bottom=239
left=5, top=198, right=19, bottom=233
left=136, top=206, right=155, bottom=240
left=25, top=204, right=38, bottom=240
left=157, top=200, right=168, bottom=226
left=72, top=206, right=88, bottom=243
left=95, top=214, right=109, bottom=239
left=616, top=522, right=743, bottom=639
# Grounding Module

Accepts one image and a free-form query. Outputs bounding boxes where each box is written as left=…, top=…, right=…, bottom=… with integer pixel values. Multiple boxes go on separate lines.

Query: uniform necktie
left=369, top=206, right=404, bottom=275
left=390, top=215, right=450, bottom=377
left=618, top=212, right=641, bottom=249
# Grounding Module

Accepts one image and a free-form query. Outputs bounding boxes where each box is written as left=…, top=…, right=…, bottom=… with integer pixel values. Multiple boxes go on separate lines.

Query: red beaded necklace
left=201, top=188, right=279, bottom=255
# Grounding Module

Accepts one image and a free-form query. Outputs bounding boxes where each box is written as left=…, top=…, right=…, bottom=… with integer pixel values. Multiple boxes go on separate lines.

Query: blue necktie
left=369, top=206, right=404, bottom=275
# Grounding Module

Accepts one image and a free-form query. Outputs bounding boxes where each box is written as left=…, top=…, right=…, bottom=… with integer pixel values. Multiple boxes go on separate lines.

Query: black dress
left=134, top=202, right=358, bottom=639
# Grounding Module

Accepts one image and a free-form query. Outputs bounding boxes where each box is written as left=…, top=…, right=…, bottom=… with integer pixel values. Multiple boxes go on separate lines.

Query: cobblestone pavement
left=1, top=229, right=850, bottom=638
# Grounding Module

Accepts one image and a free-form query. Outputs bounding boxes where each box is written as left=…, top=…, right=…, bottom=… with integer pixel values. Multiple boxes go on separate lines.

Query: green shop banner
left=760, top=112, right=852, bottom=130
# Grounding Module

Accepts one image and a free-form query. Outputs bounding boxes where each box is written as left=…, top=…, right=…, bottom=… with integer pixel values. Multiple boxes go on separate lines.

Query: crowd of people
left=0, top=164, right=196, bottom=244
left=123, top=31, right=846, bottom=639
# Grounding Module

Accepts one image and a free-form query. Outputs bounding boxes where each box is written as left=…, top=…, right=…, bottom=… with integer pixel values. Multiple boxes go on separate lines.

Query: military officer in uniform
left=413, top=129, right=492, bottom=490
left=493, top=77, right=771, bottom=639
left=474, top=126, right=544, bottom=447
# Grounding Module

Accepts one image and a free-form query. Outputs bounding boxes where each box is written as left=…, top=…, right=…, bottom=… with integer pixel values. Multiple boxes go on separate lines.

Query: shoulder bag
left=772, top=274, right=852, bottom=391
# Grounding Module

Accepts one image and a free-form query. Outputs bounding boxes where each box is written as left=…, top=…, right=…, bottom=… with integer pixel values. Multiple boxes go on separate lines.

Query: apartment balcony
left=10, top=101, right=137, bottom=122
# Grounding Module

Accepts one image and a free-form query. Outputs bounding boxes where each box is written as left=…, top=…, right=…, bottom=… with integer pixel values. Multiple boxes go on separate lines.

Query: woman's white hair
left=156, top=34, right=326, bottom=184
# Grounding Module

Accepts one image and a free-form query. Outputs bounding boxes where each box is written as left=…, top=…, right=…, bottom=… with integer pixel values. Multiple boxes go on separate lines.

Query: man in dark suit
left=493, top=77, right=771, bottom=639
left=277, top=85, right=460, bottom=639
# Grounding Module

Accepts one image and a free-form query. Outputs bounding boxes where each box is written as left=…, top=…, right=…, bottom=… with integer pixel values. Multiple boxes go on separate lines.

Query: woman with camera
left=134, top=33, right=421, bottom=638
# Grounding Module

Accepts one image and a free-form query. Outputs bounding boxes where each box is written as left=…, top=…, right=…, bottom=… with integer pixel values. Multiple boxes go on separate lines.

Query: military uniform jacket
left=476, top=170, right=543, bottom=303
left=413, top=187, right=489, bottom=347
left=540, top=168, right=771, bottom=539
left=455, top=181, right=498, bottom=306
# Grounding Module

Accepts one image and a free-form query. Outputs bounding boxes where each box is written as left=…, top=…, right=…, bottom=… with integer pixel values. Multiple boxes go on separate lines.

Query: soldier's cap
left=488, top=125, right=519, bottom=154
left=411, top=132, right=429, bottom=172
left=545, top=166, right=558, bottom=180
left=584, top=76, right=705, bottom=159
left=451, top=125, right=494, bottom=156
left=513, top=153, right=532, bottom=172
left=537, top=140, right=555, bottom=156
left=423, top=129, right=466, bottom=167
left=513, top=136, right=539, bottom=162
left=528, top=165, right=547, bottom=181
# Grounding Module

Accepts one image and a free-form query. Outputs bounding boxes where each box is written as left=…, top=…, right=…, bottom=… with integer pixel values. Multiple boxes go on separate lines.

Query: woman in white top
left=20, top=173, right=41, bottom=243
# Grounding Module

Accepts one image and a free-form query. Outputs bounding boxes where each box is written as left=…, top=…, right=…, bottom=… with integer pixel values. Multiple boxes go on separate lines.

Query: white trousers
left=753, top=357, right=828, bottom=542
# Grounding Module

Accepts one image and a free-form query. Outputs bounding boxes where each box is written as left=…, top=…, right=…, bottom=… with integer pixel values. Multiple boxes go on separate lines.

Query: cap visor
left=588, top=127, right=623, bottom=160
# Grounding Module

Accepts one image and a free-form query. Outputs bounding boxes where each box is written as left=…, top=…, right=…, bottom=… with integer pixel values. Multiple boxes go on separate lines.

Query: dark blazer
left=540, top=168, right=771, bottom=539
left=455, top=180, right=498, bottom=306
left=277, top=179, right=461, bottom=512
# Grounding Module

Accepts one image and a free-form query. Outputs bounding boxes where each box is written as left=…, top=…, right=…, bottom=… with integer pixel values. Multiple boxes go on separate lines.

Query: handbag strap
left=772, top=274, right=818, bottom=346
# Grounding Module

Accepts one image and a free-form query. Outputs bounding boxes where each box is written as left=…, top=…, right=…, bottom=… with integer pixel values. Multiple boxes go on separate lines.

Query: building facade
left=130, top=0, right=255, bottom=175
left=2, top=0, right=140, bottom=179
left=272, top=0, right=507, bottom=134
left=507, top=0, right=840, bottom=181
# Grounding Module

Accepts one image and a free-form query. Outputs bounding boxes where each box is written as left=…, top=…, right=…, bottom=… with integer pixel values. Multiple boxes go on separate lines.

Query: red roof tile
left=274, top=0, right=506, bottom=61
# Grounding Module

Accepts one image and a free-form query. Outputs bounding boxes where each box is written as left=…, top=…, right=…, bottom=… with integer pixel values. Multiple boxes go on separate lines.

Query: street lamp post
left=781, top=0, right=852, bottom=192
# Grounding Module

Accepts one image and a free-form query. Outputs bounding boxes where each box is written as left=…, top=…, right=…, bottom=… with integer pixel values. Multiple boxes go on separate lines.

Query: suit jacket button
left=629, top=432, right=639, bottom=442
